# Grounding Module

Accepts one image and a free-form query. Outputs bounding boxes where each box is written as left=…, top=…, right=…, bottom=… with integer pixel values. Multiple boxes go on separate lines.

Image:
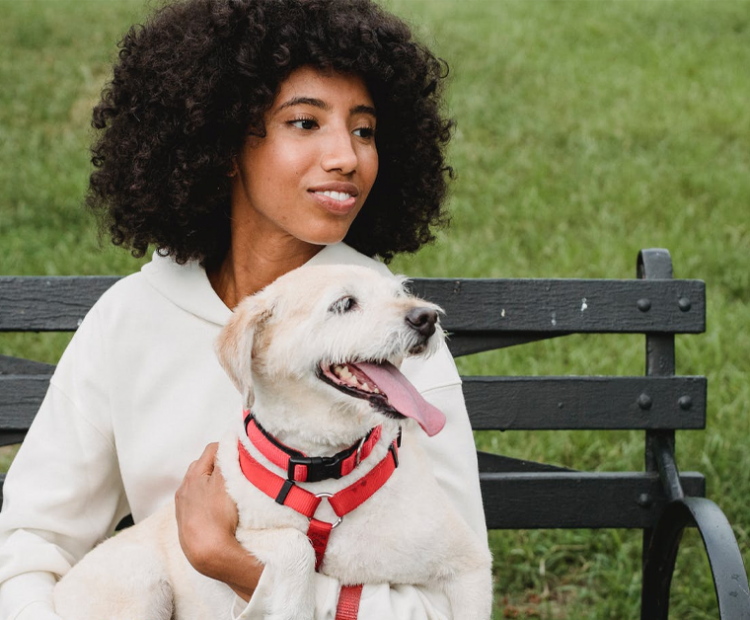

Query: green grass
left=2, top=1, right=749, bottom=618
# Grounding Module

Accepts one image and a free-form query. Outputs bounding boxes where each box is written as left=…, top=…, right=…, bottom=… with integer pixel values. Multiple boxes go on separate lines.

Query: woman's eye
left=290, top=118, right=317, bottom=130
left=329, top=296, right=358, bottom=314
left=353, top=126, right=375, bottom=139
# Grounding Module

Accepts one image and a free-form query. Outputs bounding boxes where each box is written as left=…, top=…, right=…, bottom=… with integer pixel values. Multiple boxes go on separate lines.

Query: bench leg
left=641, top=497, right=750, bottom=620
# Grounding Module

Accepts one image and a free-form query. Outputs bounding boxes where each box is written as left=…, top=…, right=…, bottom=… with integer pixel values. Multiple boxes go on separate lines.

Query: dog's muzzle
left=405, top=307, right=438, bottom=339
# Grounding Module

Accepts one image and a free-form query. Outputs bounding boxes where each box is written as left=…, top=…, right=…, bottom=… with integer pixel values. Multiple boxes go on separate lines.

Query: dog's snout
left=406, top=307, right=438, bottom=338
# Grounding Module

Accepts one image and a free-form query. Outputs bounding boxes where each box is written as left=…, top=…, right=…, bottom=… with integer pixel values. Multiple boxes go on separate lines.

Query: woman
left=0, top=0, right=488, bottom=618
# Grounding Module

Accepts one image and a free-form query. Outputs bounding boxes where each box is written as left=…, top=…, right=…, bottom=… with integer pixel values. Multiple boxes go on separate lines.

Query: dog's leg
left=443, top=564, right=494, bottom=620
left=236, top=527, right=317, bottom=620
left=54, top=541, right=173, bottom=620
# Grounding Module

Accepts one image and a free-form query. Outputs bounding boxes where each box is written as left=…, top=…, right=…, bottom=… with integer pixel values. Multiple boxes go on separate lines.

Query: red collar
left=237, top=432, right=400, bottom=572
left=243, top=411, right=382, bottom=483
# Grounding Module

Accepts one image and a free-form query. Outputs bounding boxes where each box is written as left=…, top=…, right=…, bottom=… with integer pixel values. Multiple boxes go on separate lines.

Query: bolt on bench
left=1, top=248, right=748, bottom=618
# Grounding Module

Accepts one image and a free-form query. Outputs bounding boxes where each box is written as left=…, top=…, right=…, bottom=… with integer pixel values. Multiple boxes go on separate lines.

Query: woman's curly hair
left=88, top=0, right=453, bottom=267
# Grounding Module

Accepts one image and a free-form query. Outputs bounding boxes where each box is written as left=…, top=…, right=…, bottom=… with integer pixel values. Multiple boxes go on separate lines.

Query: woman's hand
left=175, top=442, right=263, bottom=602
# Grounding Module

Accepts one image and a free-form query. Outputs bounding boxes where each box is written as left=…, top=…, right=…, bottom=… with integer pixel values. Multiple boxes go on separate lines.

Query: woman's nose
left=321, top=129, right=358, bottom=174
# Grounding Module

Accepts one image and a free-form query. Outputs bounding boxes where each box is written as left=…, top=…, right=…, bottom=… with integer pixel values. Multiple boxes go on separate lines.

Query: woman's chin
left=297, top=221, right=356, bottom=247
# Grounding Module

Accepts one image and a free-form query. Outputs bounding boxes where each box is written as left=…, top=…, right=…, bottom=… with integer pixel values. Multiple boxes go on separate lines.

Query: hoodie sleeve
left=230, top=343, right=487, bottom=619
left=0, top=305, right=130, bottom=620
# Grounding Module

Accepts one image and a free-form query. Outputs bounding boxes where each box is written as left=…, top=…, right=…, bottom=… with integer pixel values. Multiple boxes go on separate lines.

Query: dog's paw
left=265, top=582, right=315, bottom=620
left=265, top=590, right=315, bottom=620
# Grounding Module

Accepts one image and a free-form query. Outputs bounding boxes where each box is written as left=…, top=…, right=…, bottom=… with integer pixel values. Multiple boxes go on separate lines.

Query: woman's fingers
left=188, top=442, right=219, bottom=476
left=174, top=443, right=263, bottom=598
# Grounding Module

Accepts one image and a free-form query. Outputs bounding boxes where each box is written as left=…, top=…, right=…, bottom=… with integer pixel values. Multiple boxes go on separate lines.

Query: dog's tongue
left=354, top=361, right=446, bottom=436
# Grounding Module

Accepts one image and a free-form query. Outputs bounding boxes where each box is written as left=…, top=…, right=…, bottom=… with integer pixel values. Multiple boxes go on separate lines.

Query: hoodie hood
left=140, top=243, right=392, bottom=326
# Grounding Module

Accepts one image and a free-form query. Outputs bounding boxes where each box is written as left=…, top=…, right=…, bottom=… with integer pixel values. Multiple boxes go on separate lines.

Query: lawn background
left=1, top=1, right=749, bottom=618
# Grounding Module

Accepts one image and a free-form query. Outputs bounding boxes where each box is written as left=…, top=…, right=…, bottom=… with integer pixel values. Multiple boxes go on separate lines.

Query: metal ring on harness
left=314, top=492, right=343, bottom=529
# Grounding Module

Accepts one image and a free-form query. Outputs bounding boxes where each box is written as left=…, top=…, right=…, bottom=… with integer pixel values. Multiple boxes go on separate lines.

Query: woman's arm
left=0, top=387, right=129, bottom=620
left=0, top=302, right=129, bottom=620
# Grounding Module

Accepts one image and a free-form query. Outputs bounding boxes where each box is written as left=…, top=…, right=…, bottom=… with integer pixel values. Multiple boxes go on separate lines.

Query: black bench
left=1, top=248, right=748, bottom=618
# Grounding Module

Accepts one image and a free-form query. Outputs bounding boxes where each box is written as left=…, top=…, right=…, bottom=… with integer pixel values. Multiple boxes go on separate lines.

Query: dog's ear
left=215, top=293, right=272, bottom=410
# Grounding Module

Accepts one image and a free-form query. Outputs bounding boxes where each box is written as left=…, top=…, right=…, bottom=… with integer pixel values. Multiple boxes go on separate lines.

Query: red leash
left=336, top=584, right=364, bottom=620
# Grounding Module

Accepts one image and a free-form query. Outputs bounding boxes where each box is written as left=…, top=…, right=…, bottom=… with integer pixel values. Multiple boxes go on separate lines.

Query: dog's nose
left=405, top=307, right=438, bottom=338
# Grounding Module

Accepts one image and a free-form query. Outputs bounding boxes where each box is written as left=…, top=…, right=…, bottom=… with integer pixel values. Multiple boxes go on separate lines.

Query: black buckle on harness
left=288, top=454, right=348, bottom=483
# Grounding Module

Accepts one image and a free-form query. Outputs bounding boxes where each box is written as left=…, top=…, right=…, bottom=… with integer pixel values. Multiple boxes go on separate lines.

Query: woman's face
left=230, top=66, right=379, bottom=248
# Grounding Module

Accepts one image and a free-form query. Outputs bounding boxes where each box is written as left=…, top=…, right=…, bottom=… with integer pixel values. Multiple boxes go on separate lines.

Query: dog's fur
left=54, top=265, right=492, bottom=620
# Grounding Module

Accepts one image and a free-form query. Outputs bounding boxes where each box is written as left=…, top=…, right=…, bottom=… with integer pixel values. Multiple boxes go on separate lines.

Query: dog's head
left=216, top=265, right=446, bottom=450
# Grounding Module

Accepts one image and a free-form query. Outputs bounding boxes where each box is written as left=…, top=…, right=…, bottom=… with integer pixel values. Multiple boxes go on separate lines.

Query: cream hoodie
left=0, top=243, right=486, bottom=620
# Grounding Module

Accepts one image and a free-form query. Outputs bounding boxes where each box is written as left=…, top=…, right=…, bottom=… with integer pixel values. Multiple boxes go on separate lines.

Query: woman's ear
left=215, top=294, right=270, bottom=409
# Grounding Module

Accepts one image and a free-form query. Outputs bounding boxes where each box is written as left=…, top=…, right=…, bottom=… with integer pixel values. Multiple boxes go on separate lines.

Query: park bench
left=1, top=247, right=748, bottom=618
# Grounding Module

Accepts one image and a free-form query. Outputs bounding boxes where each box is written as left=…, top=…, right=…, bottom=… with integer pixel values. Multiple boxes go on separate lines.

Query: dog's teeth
left=333, top=364, right=354, bottom=381
left=331, top=363, right=379, bottom=393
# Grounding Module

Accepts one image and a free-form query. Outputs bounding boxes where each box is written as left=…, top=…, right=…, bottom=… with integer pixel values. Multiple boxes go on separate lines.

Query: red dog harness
left=237, top=416, right=401, bottom=618
left=237, top=436, right=399, bottom=571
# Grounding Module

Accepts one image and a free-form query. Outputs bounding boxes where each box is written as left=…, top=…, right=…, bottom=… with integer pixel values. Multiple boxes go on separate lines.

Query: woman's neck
left=208, top=235, right=323, bottom=309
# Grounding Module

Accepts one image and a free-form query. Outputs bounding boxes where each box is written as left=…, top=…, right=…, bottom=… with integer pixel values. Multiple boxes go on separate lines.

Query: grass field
left=2, top=1, right=749, bottom=618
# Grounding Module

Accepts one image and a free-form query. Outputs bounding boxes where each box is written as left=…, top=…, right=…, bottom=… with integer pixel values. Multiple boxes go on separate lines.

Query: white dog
left=54, top=264, right=492, bottom=620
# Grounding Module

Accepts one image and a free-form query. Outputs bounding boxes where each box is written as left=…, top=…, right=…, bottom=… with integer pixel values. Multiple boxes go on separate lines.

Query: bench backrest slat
left=0, top=376, right=52, bottom=441
left=464, top=376, right=706, bottom=430
left=0, top=277, right=121, bottom=332
left=0, top=276, right=706, bottom=334
left=0, top=355, right=56, bottom=376
left=481, top=471, right=705, bottom=529
left=0, top=469, right=708, bottom=530
left=0, top=374, right=707, bottom=442
left=410, top=278, right=705, bottom=333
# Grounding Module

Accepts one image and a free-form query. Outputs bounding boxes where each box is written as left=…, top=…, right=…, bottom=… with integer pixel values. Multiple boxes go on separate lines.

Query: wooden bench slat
left=447, top=333, right=552, bottom=357
left=0, top=276, right=705, bottom=333
left=480, top=471, right=705, bottom=529
left=0, top=374, right=706, bottom=438
left=411, top=278, right=705, bottom=333
left=0, top=356, right=55, bottom=376
left=0, top=471, right=706, bottom=526
left=0, top=277, right=121, bottom=332
left=0, top=376, right=50, bottom=437
left=464, top=376, right=706, bottom=430
left=477, top=451, right=572, bottom=473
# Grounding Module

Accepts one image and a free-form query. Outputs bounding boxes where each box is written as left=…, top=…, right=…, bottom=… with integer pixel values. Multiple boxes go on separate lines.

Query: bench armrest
left=642, top=497, right=750, bottom=619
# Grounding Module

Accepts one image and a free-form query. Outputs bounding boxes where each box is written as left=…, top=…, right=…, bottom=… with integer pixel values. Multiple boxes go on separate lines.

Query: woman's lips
left=309, top=182, right=359, bottom=215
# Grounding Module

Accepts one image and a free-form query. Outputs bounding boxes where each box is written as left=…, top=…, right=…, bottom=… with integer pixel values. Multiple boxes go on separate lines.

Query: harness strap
left=308, top=518, right=334, bottom=572
left=237, top=437, right=399, bottom=573
left=237, top=443, right=321, bottom=517
left=328, top=442, right=399, bottom=517
left=243, top=411, right=382, bottom=482
left=335, top=585, right=364, bottom=620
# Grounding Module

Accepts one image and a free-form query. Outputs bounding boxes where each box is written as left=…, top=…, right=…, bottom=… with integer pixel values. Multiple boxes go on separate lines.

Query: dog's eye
left=397, top=280, right=412, bottom=298
left=329, top=296, right=358, bottom=314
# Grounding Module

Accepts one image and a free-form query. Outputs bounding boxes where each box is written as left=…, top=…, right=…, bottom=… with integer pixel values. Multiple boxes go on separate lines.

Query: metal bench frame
left=1, top=248, right=748, bottom=618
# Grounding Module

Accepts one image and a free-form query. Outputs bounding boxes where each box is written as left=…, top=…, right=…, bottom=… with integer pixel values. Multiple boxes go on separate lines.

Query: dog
left=54, top=264, right=493, bottom=620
